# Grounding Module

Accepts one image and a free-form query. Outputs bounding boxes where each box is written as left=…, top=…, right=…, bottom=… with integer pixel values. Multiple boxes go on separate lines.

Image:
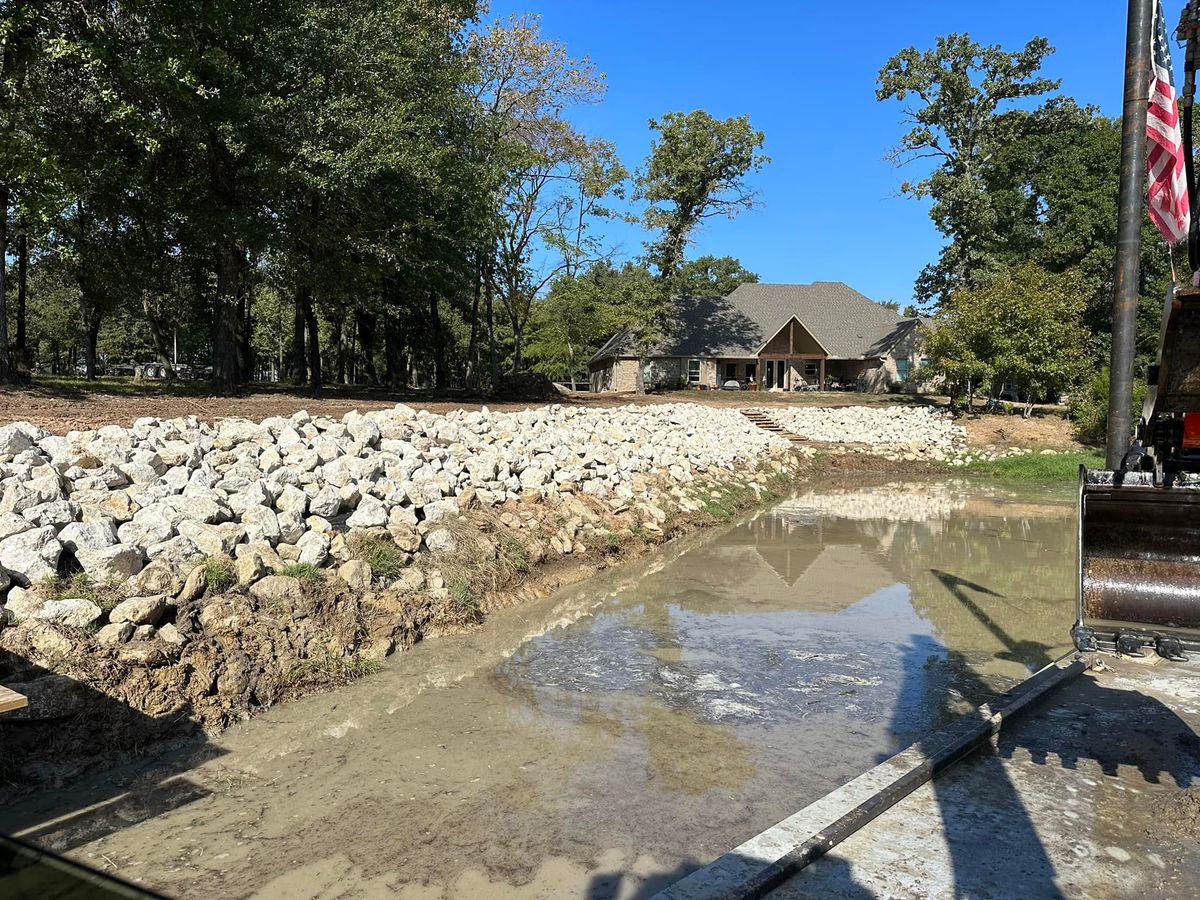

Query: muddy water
left=2, top=479, right=1076, bottom=899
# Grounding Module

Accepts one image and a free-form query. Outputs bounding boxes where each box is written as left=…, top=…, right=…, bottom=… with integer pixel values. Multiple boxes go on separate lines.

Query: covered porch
left=756, top=317, right=827, bottom=391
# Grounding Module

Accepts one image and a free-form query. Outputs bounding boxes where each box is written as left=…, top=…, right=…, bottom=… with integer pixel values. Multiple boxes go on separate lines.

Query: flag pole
left=1108, top=0, right=1156, bottom=470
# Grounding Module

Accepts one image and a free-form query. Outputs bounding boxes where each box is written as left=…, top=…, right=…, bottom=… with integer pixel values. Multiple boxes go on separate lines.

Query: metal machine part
left=1077, top=469, right=1200, bottom=655
left=1076, top=285, right=1200, bottom=658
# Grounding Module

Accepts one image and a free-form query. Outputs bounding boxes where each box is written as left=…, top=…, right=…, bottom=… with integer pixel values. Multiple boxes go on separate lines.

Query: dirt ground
left=0, top=378, right=1083, bottom=449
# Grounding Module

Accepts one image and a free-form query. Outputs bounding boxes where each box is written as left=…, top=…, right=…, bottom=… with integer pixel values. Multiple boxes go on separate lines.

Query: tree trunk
left=292, top=285, right=309, bottom=385
left=304, top=290, right=321, bottom=392
left=384, top=313, right=406, bottom=389
left=239, top=253, right=254, bottom=381
left=211, top=240, right=242, bottom=394
left=429, top=293, right=447, bottom=391
left=143, top=297, right=175, bottom=371
left=0, top=184, right=10, bottom=381
left=485, top=269, right=499, bottom=391
left=355, top=309, right=379, bottom=385
left=15, top=229, right=27, bottom=371
left=84, top=310, right=101, bottom=381
left=333, top=316, right=346, bottom=385
left=509, top=298, right=523, bottom=373
left=465, top=261, right=482, bottom=390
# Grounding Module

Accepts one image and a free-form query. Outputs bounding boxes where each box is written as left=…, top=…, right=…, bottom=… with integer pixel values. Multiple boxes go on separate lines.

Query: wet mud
left=0, top=479, right=1077, bottom=898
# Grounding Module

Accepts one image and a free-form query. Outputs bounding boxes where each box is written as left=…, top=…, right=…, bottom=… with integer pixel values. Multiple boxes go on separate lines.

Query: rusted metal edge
left=651, top=653, right=1090, bottom=900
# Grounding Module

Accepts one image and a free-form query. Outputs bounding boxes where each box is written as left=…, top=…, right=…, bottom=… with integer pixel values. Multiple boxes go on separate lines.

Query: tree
left=676, top=255, right=758, bottom=297
left=636, top=110, right=769, bottom=283
left=876, top=34, right=1061, bottom=304
left=924, top=263, right=1089, bottom=414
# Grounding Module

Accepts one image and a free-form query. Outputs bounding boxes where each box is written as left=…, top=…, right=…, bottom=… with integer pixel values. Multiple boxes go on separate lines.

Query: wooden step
left=0, top=685, right=28, bottom=715
left=740, top=409, right=807, bottom=443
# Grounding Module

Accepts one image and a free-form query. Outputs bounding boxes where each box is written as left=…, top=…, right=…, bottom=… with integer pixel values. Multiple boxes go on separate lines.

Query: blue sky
left=487, top=0, right=1134, bottom=305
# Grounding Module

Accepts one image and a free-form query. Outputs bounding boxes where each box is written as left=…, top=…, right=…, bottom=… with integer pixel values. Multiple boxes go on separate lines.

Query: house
left=588, top=282, right=926, bottom=393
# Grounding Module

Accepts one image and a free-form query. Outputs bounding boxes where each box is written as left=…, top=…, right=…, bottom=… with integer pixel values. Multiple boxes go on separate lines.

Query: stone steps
left=740, top=409, right=807, bottom=443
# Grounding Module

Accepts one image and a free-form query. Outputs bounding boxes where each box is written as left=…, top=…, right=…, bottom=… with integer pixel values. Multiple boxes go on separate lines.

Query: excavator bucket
left=1075, top=285, right=1200, bottom=657
left=1078, top=470, right=1200, bottom=655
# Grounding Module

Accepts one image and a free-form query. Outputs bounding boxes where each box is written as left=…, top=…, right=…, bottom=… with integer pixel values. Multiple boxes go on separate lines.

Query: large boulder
left=30, top=598, right=103, bottom=628
left=296, top=531, right=331, bottom=567
left=58, top=519, right=118, bottom=552
left=241, top=505, right=281, bottom=545
left=75, top=544, right=145, bottom=582
left=346, top=496, right=387, bottom=529
left=108, top=594, right=167, bottom=627
left=0, top=512, right=32, bottom=541
left=125, top=559, right=183, bottom=598
left=0, top=525, right=62, bottom=586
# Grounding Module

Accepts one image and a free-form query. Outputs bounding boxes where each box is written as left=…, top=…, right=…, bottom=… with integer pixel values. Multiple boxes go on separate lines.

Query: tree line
left=879, top=33, right=1177, bottom=421
left=0, top=2, right=767, bottom=394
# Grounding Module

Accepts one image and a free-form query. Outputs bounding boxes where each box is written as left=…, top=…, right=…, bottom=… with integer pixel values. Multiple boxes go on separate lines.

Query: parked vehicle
left=721, top=379, right=742, bottom=391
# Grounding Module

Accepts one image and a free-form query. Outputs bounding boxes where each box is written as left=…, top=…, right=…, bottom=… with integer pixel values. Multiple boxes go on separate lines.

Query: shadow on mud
left=0, top=649, right=224, bottom=857
left=814, top=569, right=1200, bottom=898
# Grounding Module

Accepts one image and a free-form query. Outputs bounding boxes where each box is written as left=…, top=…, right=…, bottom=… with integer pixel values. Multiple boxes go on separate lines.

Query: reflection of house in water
left=653, top=510, right=899, bottom=615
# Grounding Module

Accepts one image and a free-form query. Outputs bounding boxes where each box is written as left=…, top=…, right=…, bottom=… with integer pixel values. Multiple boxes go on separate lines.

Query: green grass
left=279, top=562, right=323, bottom=583
left=962, top=450, right=1105, bottom=482
left=449, top=580, right=478, bottom=613
left=497, top=534, right=530, bottom=573
left=201, top=556, right=236, bottom=593
left=347, top=533, right=407, bottom=581
left=38, top=573, right=122, bottom=612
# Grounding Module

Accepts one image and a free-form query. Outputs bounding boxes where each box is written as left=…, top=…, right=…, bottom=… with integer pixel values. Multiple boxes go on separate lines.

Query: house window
left=725, top=362, right=737, bottom=380
left=896, top=359, right=910, bottom=381
left=746, top=362, right=757, bottom=383
left=803, top=361, right=819, bottom=381
left=687, top=359, right=701, bottom=383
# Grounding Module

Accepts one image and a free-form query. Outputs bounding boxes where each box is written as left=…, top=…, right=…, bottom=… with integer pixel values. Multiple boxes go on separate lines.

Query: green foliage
left=1069, top=366, right=1147, bottom=447
left=38, top=573, right=121, bottom=612
left=923, top=263, right=1089, bottom=409
left=449, top=580, right=477, bottom=613
left=497, top=534, right=529, bottom=573
left=637, top=110, right=769, bottom=282
left=675, top=255, right=759, bottom=298
left=201, top=556, right=236, bottom=594
left=347, top=533, right=407, bottom=582
left=877, top=34, right=1060, bottom=303
left=280, top=562, right=324, bottom=584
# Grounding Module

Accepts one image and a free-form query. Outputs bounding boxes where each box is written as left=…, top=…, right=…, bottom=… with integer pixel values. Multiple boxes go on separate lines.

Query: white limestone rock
left=0, top=525, right=62, bottom=586
left=31, top=598, right=103, bottom=629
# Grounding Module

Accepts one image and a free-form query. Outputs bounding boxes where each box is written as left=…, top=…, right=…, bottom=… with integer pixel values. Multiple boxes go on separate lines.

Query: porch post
left=819, top=357, right=825, bottom=390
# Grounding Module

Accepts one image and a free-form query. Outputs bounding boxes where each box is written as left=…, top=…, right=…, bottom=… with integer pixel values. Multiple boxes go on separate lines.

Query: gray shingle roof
left=590, top=282, right=913, bottom=364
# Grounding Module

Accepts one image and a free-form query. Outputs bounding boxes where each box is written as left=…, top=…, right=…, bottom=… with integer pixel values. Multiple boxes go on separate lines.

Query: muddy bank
left=0, top=452, right=819, bottom=796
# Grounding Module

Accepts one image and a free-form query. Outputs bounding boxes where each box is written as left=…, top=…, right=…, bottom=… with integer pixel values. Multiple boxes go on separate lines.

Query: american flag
left=1147, top=0, right=1190, bottom=244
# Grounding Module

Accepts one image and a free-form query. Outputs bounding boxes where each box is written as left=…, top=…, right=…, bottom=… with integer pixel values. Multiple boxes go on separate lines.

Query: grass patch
left=497, top=534, right=529, bottom=573
left=279, top=562, right=323, bottom=584
left=449, top=580, right=478, bottom=612
left=201, top=555, right=236, bottom=593
left=283, top=652, right=381, bottom=691
left=584, top=529, right=625, bottom=554
left=347, top=533, right=407, bottom=582
left=38, top=573, right=122, bottom=612
left=961, top=450, right=1104, bottom=482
